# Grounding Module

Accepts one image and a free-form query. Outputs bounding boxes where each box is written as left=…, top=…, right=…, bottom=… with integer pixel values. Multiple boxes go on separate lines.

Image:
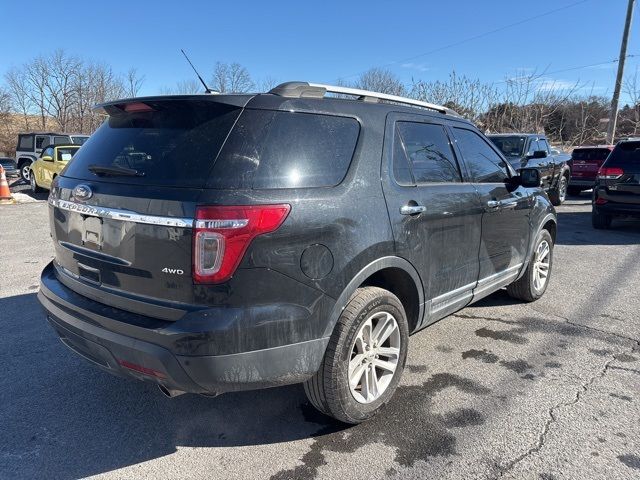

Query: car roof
left=486, top=133, right=542, bottom=137
left=573, top=145, right=615, bottom=150
left=20, top=132, right=70, bottom=136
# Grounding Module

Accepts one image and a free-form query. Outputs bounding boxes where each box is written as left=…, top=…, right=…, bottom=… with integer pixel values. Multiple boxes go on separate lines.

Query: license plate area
left=82, top=216, right=103, bottom=248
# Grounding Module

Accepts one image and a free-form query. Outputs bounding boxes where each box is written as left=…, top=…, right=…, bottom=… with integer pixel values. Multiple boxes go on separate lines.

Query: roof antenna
left=180, top=49, right=217, bottom=94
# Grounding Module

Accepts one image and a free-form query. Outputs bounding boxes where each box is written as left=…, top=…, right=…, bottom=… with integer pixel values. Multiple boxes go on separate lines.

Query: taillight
left=595, top=197, right=608, bottom=205
left=597, top=167, right=624, bottom=179
left=193, top=204, right=291, bottom=284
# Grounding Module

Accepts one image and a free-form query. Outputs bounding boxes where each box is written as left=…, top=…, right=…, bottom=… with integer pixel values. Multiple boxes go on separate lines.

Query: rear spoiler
left=93, top=94, right=255, bottom=116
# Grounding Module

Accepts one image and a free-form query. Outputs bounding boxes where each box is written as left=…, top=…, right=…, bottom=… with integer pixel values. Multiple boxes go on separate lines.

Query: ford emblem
left=73, top=184, right=93, bottom=201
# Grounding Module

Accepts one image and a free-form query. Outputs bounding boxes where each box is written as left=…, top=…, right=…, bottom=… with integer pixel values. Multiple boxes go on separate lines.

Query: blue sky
left=1, top=0, right=638, bottom=102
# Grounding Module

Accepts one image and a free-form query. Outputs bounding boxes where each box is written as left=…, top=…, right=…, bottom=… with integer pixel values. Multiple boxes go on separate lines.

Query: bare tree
left=125, top=68, right=145, bottom=98
left=160, top=79, right=203, bottom=95
left=354, top=68, right=406, bottom=96
left=211, top=62, right=254, bottom=93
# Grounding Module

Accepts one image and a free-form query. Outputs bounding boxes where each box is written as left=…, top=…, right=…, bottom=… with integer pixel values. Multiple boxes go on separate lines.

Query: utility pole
left=607, top=0, right=636, bottom=144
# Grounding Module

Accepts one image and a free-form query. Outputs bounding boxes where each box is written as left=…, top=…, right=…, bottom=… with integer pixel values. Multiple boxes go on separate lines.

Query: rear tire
left=567, top=186, right=583, bottom=196
left=549, top=175, right=568, bottom=206
left=507, top=229, right=553, bottom=302
left=303, top=287, right=409, bottom=424
left=592, top=209, right=612, bottom=229
left=19, top=162, right=32, bottom=182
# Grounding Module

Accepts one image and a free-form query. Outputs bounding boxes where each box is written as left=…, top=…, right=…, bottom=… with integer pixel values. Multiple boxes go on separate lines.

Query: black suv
left=38, top=82, right=557, bottom=424
left=592, top=139, right=640, bottom=228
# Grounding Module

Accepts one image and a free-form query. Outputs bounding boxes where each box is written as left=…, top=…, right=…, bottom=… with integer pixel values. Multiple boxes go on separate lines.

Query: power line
left=335, top=0, right=592, bottom=82
left=491, top=54, right=640, bottom=85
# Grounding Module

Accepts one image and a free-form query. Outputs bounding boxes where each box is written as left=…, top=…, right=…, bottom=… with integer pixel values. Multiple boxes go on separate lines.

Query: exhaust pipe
left=158, top=385, right=186, bottom=398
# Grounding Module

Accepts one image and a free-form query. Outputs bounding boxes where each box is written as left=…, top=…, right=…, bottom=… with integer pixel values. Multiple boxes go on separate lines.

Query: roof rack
left=269, top=81, right=458, bottom=116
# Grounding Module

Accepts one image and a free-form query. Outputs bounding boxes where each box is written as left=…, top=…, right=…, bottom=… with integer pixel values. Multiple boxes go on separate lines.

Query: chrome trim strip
left=50, top=198, right=193, bottom=228
left=477, top=263, right=523, bottom=286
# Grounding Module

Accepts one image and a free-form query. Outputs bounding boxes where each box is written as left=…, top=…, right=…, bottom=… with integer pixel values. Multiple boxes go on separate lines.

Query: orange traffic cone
left=0, top=165, right=14, bottom=204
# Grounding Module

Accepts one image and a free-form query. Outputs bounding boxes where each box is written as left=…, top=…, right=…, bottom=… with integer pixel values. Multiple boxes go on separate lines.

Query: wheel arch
left=322, top=256, right=425, bottom=338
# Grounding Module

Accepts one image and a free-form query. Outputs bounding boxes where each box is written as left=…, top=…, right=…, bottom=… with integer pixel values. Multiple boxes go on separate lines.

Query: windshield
left=488, top=136, right=526, bottom=157
left=56, top=147, right=80, bottom=161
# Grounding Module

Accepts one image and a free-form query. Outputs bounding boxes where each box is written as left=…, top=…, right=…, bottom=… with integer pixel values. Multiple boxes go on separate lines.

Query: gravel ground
left=0, top=194, right=639, bottom=480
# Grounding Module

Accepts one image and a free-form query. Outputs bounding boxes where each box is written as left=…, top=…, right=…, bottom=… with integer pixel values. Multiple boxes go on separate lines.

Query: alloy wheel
left=348, top=311, right=401, bottom=404
left=22, top=165, right=30, bottom=181
left=533, top=240, right=551, bottom=292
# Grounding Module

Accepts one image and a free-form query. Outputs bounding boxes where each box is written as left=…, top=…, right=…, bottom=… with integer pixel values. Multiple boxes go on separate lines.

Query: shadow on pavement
left=0, top=292, right=345, bottom=480
left=555, top=209, right=640, bottom=246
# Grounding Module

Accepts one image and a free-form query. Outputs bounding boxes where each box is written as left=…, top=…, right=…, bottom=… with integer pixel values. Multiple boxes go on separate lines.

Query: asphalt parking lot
left=1, top=194, right=639, bottom=480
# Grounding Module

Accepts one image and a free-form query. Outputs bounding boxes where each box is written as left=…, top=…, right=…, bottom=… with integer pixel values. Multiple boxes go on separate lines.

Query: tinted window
left=606, top=141, right=640, bottom=168
left=35, top=136, right=46, bottom=149
left=53, top=136, right=71, bottom=145
left=62, top=101, right=242, bottom=187
left=393, top=122, right=460, bottom=184
left=527, top=139, right=540, bottom=154
left=488, top=136, right=526, bottom=158
left=572, top=148, right=611, bottom=161
left=209, top=110, right=359, bottom=189
left=18, top=135, right=34, bottom=151
left=454, top=128, right=508, bottom=183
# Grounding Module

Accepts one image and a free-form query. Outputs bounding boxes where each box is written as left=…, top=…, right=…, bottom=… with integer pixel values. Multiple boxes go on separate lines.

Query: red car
left=568, top=145, right=614, bottom=195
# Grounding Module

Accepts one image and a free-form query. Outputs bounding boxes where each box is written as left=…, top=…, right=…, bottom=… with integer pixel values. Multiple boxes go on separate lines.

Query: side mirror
left=42, top=155, right=53, bottom=162
left=519, top=167, right=542, bottom=188
left=529, top=150, right=548, bottom=159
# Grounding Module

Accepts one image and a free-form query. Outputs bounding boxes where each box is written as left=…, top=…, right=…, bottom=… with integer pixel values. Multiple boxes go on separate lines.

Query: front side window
left=538, top=139, right=550, bottom=153
left=53, top=136, right=71, bottom=145
left=35, top=136, right=46, bottom=150
left=527, top=138, right=540, bottom=155
left=41, top=147, right=54, bottom=159
left=393, top=122, right=461, bottom=184
left=453, top=128, right=508, bottom=183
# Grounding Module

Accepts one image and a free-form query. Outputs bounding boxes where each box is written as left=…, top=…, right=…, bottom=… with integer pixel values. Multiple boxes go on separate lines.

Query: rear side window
left=62, top=101, right=242, bottom=187
left=393, top=122, right=461, bottom=184
left=453, top=128, right=508, bottom=183
left=572, top=148, right=611, bottom=161
left=53, top=136, right=71, bottom=145
left=209, top=110, right=359, bottom=189
left=606, top=142, right=640, bottom=168
left=18, top=135, right=34, bottom=151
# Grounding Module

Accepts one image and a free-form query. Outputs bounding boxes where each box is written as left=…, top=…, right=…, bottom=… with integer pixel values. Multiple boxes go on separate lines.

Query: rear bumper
left=569, top=178, right=595, bottom=187
left=38, top=262, right=329, bottom=395
left=593, top=188, right=640, bottom=216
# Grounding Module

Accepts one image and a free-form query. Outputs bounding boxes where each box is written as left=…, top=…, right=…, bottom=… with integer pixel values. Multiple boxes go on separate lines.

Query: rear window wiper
left=88, top=165, right=145, bottom=177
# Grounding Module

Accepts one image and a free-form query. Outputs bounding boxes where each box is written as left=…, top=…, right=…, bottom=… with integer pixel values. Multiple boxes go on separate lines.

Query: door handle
left=487, top=199, right=519, bottom=210
left=486, top=200, right=500, bottom=209
left=400, top=204, right=427, bottom=215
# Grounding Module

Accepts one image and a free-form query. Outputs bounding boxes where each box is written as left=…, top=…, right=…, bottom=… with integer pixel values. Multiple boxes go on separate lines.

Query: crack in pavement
left=527, top=305, right=640, bottom=346
left=495, top=354, right=619, bottom=479
left=454, top=308, right=640, bottom=479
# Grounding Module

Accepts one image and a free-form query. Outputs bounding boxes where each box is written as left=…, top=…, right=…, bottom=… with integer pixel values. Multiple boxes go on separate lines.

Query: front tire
left=507, top=229, right=553, bottom=302
left=30, top=172, right=43, bottom=193
left=303, top=287, right=409, bottom=424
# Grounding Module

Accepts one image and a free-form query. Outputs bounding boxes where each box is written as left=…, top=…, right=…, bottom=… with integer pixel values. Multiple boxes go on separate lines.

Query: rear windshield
left=208, top=110, right=360, bottom=189
left=605, top=141, right=640, bottom=168
left=572, top=148, right=611, bottom=161
left=62, top=101, right=242, bottom=187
